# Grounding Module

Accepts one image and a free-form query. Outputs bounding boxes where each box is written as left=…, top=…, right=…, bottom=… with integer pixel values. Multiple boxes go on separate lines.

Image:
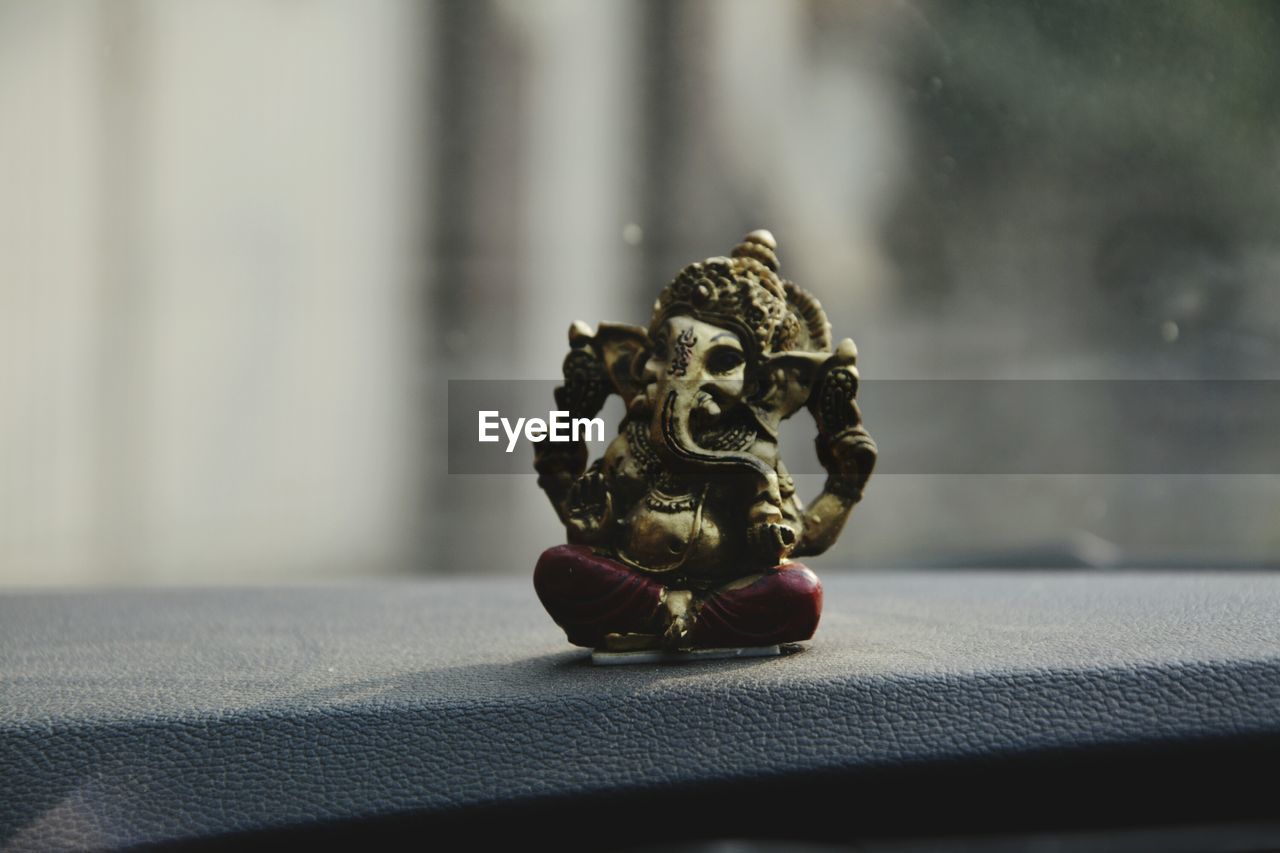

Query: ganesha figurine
left=534, top=230, right=876, bottom=658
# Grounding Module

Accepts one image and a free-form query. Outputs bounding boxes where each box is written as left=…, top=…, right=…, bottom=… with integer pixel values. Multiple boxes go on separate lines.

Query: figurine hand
left=558, top=344, right=610, bottom=420
left=826, top=426, right=877, bottom=500
left=570, top=465, right=607, bottom=507
left=747, top=521, right=798, bottom=565
left=565, top=464, right=610, bottom=540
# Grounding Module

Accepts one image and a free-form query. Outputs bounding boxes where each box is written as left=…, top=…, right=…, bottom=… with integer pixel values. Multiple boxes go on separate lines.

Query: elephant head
left=634, top=231, right=834, bottom=512
left=641, top=314, right=768, bottom=483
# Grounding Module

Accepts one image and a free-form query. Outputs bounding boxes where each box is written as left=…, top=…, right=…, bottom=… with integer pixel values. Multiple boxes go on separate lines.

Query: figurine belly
left=617, top=491, right=736, bottom=583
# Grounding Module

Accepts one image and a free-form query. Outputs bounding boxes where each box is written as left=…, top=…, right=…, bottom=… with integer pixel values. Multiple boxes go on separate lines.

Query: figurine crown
left=732, top=229, right=780, bottom=273
left=650, top=230, right=831, bottom=357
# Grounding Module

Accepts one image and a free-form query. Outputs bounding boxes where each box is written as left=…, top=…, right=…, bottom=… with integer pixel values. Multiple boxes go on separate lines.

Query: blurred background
left=3, top=0, right=1279, bottom=584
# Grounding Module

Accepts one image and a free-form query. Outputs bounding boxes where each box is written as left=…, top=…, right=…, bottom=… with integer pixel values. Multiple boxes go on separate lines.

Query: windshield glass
left=2, top=0, right=1277, bottom=583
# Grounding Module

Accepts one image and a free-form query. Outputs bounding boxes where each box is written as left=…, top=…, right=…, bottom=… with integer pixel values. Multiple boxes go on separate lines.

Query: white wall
left=0, top=1, right=424, bottom=582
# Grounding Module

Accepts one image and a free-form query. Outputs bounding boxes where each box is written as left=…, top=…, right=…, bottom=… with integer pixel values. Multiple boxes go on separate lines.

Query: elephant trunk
left=653, top=388, right=779, bottom=505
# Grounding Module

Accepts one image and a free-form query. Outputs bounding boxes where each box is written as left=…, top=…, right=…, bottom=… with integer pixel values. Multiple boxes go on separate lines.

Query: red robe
left=534, top=544, right=822, bottom=649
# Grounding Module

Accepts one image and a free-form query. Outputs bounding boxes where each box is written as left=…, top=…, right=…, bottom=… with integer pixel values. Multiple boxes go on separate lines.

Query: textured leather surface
left=2, top=572, right=1279, bottom=850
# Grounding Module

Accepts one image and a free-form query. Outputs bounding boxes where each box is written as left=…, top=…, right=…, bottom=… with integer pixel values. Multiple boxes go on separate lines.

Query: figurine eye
left=650, top=338, right=668, bottom=360
left=706, top=347, right=744, bottom=375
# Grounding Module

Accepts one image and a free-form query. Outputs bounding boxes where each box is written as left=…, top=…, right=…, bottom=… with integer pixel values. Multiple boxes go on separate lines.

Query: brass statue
left=534, top=230, right=875, bottom=655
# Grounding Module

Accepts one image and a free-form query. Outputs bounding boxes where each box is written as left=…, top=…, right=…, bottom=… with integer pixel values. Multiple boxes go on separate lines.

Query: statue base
left=591, top=644, right=787, bottom=666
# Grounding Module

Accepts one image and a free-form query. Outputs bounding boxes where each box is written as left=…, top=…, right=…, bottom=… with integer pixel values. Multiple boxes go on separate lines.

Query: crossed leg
left=533, top=544, right=822, bottom=650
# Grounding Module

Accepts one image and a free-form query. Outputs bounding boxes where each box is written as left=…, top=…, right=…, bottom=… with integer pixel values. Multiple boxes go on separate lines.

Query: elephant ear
left=748, top=350, right=827, bottom=438
left=578, top=321, right=650, bottom=405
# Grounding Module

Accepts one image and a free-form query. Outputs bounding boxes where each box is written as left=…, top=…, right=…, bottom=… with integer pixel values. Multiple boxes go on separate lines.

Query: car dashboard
left=2, top=572, right=1279, bottom=851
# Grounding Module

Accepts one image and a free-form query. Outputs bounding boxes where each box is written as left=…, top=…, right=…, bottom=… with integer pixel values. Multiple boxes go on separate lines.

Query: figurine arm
left=792, top=341, right=877, bottom=558
left=534, top=321, right=648, bottom=536
left=533, top=344, right=607, bottom=528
